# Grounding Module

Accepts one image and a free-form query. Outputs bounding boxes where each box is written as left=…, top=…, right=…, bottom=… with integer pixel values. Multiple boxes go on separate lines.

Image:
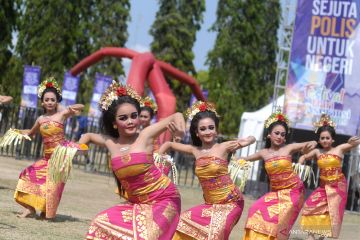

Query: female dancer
left=139, top=96, right=157, bottom=130
left=158, top=101, right=256, bottom=240
left=13, top=77, right=84, bottom=219
left=242, top=109, right=317, bottom=240
left=299, top=114, right=360, bottom=239
left=79, top=81, right=185, bottom=239
left=139, top=95, right=177, bottom=177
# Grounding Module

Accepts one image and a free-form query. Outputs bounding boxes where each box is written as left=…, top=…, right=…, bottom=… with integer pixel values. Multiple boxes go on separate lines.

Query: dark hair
left=265, top=121, right=289, bottom=148
left=190, top=111, right=219, bottom=146
left=40, top=87, right=62, bottom=113
left=140, top=106, right=155, bottom=119
left=102, top=95, right=141, bottom=138
left=40, top=87, right=62, bottom=102
left=316, top=125, right=336, bottom=148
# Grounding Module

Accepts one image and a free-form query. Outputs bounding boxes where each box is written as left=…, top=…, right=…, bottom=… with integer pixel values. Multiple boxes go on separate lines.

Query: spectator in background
left=75, top=115, right=88, bottom=141
left=0, top=95, right=13, bottom=133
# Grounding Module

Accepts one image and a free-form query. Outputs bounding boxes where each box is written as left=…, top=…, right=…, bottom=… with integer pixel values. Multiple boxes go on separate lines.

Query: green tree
left=16, top=1, right=83, bottom=82
left=150, top=0, right=205, bottom=112
left=3, top=1, right=130, bottom=107
left=207, top=0, right=280, bottom=135
left=75, top=0, right=130, bottom=109
left=0, top=0, right=20, bottom=97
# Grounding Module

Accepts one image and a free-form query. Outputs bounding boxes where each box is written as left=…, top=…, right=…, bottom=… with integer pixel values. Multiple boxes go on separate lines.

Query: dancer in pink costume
left=159, top=101, right=256, bottom=240
left=11, top=77, right=84, bottom=219
left=79, top=81, right=185, bottom=239
left=242, top=109, right=317, bottom=240
left=299, top=114, right=360, bottom=240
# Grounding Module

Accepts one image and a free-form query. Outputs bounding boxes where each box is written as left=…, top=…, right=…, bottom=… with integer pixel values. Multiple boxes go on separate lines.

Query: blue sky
left=124, top=0, right=218, bottom=72
left=124, top=0, right=295, bottom=74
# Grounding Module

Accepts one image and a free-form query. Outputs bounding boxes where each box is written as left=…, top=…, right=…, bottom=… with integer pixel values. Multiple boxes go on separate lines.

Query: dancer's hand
left=348, top=136, right=360, bottom=146
left=20, top=129, right=31, bottom=135
left=167, top=121, right=184, bottom=142
left=68, top=104, right=84, bottom=116
left=227, top=141, right=241, bottom=152
left=302, top=141, right=317, bottom=154
left=298, top=155, right=306, bottom=165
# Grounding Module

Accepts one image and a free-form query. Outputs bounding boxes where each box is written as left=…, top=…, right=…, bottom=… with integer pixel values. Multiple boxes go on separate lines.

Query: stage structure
left=272, top=0, right=295, bottom=112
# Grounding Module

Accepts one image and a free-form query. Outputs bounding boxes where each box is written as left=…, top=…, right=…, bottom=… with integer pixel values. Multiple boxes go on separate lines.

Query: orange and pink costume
left=173, top=156, right=244, bottom=240
left=300, top=154, right=347, bottom=238
left=14, top=120, right=66, bottom=218
left=243, top=156, right=305, bottom=240
left=86, top=152, right=181, bottom=239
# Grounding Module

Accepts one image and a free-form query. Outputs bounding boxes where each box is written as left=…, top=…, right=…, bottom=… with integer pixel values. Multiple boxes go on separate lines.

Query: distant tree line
left=0, top=0, right=280, bottom=135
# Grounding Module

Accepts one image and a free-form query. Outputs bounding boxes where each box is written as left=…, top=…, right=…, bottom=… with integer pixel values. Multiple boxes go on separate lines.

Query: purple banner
left=21, top=66, right=41, bottom=108
left=88, top=73, right=113, bottom=118
left=285, top=0, right=360, bottom=135
left=61, top=72, right=80, bottom=106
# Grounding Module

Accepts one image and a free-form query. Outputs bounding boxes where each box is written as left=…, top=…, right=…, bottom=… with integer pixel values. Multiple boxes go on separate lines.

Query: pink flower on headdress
left=323, top=121, right=328, bottom=126
left=46, top=82, right=53, bottom=88
left=144, top=101, right=152, bottom=107
left=116, top=87, right=127, bottom=96
left=276, top=114, right=285, bottom=122
left=199, top=103, right=207, bottom=112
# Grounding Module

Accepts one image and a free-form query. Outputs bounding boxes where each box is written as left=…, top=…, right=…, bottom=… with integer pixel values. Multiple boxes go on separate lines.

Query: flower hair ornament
left=99, top=80, right=142, bottom=111
left=140, top=96, right=157, bottom=113
left=264, top=107, right=290, bottom=130
left=313, top=113, right=336, bottom=133
left=185, top=101, right=219, bottom=121
left=38, top=77, right=62, bottom=98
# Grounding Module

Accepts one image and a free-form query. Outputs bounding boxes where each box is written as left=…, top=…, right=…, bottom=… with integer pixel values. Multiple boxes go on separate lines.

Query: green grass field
left=0, top=156, right=359, bottom=239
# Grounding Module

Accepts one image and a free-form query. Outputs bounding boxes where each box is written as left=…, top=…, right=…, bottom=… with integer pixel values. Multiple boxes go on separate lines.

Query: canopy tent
left=236, top=95, right=284, bottom=180
left=237, top=95, right=285, bottom=152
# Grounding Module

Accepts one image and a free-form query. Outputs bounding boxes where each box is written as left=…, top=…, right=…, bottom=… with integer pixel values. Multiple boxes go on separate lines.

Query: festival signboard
left=285, top=0, right=360, bottom=135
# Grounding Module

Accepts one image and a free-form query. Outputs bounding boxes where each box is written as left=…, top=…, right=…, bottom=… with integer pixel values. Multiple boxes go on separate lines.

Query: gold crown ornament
left=264, top=107, right=290, bottom=129
left=140, top=96, right=157, bottom=113
left=313, top=113, right=336, bottom=133
left=38, top=77, right=62, bottom=98
left=99, top=81, right=142, bottom=111
left=185, top=101, right=219, bottom=120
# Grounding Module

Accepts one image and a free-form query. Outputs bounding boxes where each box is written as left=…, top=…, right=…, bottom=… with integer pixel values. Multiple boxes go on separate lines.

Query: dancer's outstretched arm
left=137, top=112, right=185, bottom=148
left=62, top=104, right=84, bottom=118
left=286, top=141, right=317, bottom=155
left=223, top=136, right=256, bottom=153
left=243, top=150, right=264, bottom=162
left=338, top=136, right=360, bottom=153
left=20, top=119, right=40, bottom=138
left=79, top=133, right=111, bottom=148
left=298, top=149, right=319, bottom=164
left=158, top=141, right=194, bottom=155
left=0, top=95, right=13, bottom=104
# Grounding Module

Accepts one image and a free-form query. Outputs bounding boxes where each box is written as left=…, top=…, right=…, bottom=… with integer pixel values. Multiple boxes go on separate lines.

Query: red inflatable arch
left=70, top=47, right=206, bottom=143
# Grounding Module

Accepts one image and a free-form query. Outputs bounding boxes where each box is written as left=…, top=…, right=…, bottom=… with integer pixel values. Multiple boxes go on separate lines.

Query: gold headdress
left=38, top=77, right=62, bottom=98
left=185, top=101, right=219, bottom=120
left=313, top=113, right=336, bottom=133
left=140, top=96, right=157, bottom=113
left=99, top=80, right=142, bottom=111
left=264, top=107, right=290, bottom=129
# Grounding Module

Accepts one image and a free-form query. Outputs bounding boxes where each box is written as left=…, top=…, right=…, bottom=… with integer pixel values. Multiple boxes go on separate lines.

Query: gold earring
left=113, top=124, right=117, bottom=129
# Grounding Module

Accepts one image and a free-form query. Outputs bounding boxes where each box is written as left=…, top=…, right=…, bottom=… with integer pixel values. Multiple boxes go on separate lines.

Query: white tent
left=236, top=95, right=285, bottom=180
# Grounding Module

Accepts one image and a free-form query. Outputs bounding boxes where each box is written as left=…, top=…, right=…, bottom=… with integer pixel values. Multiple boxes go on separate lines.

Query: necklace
left=268, top=148, right=279, bottom=156
left=201, top=148, right=211, bottom=153
left=119, top=146, right=130, bottom=152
